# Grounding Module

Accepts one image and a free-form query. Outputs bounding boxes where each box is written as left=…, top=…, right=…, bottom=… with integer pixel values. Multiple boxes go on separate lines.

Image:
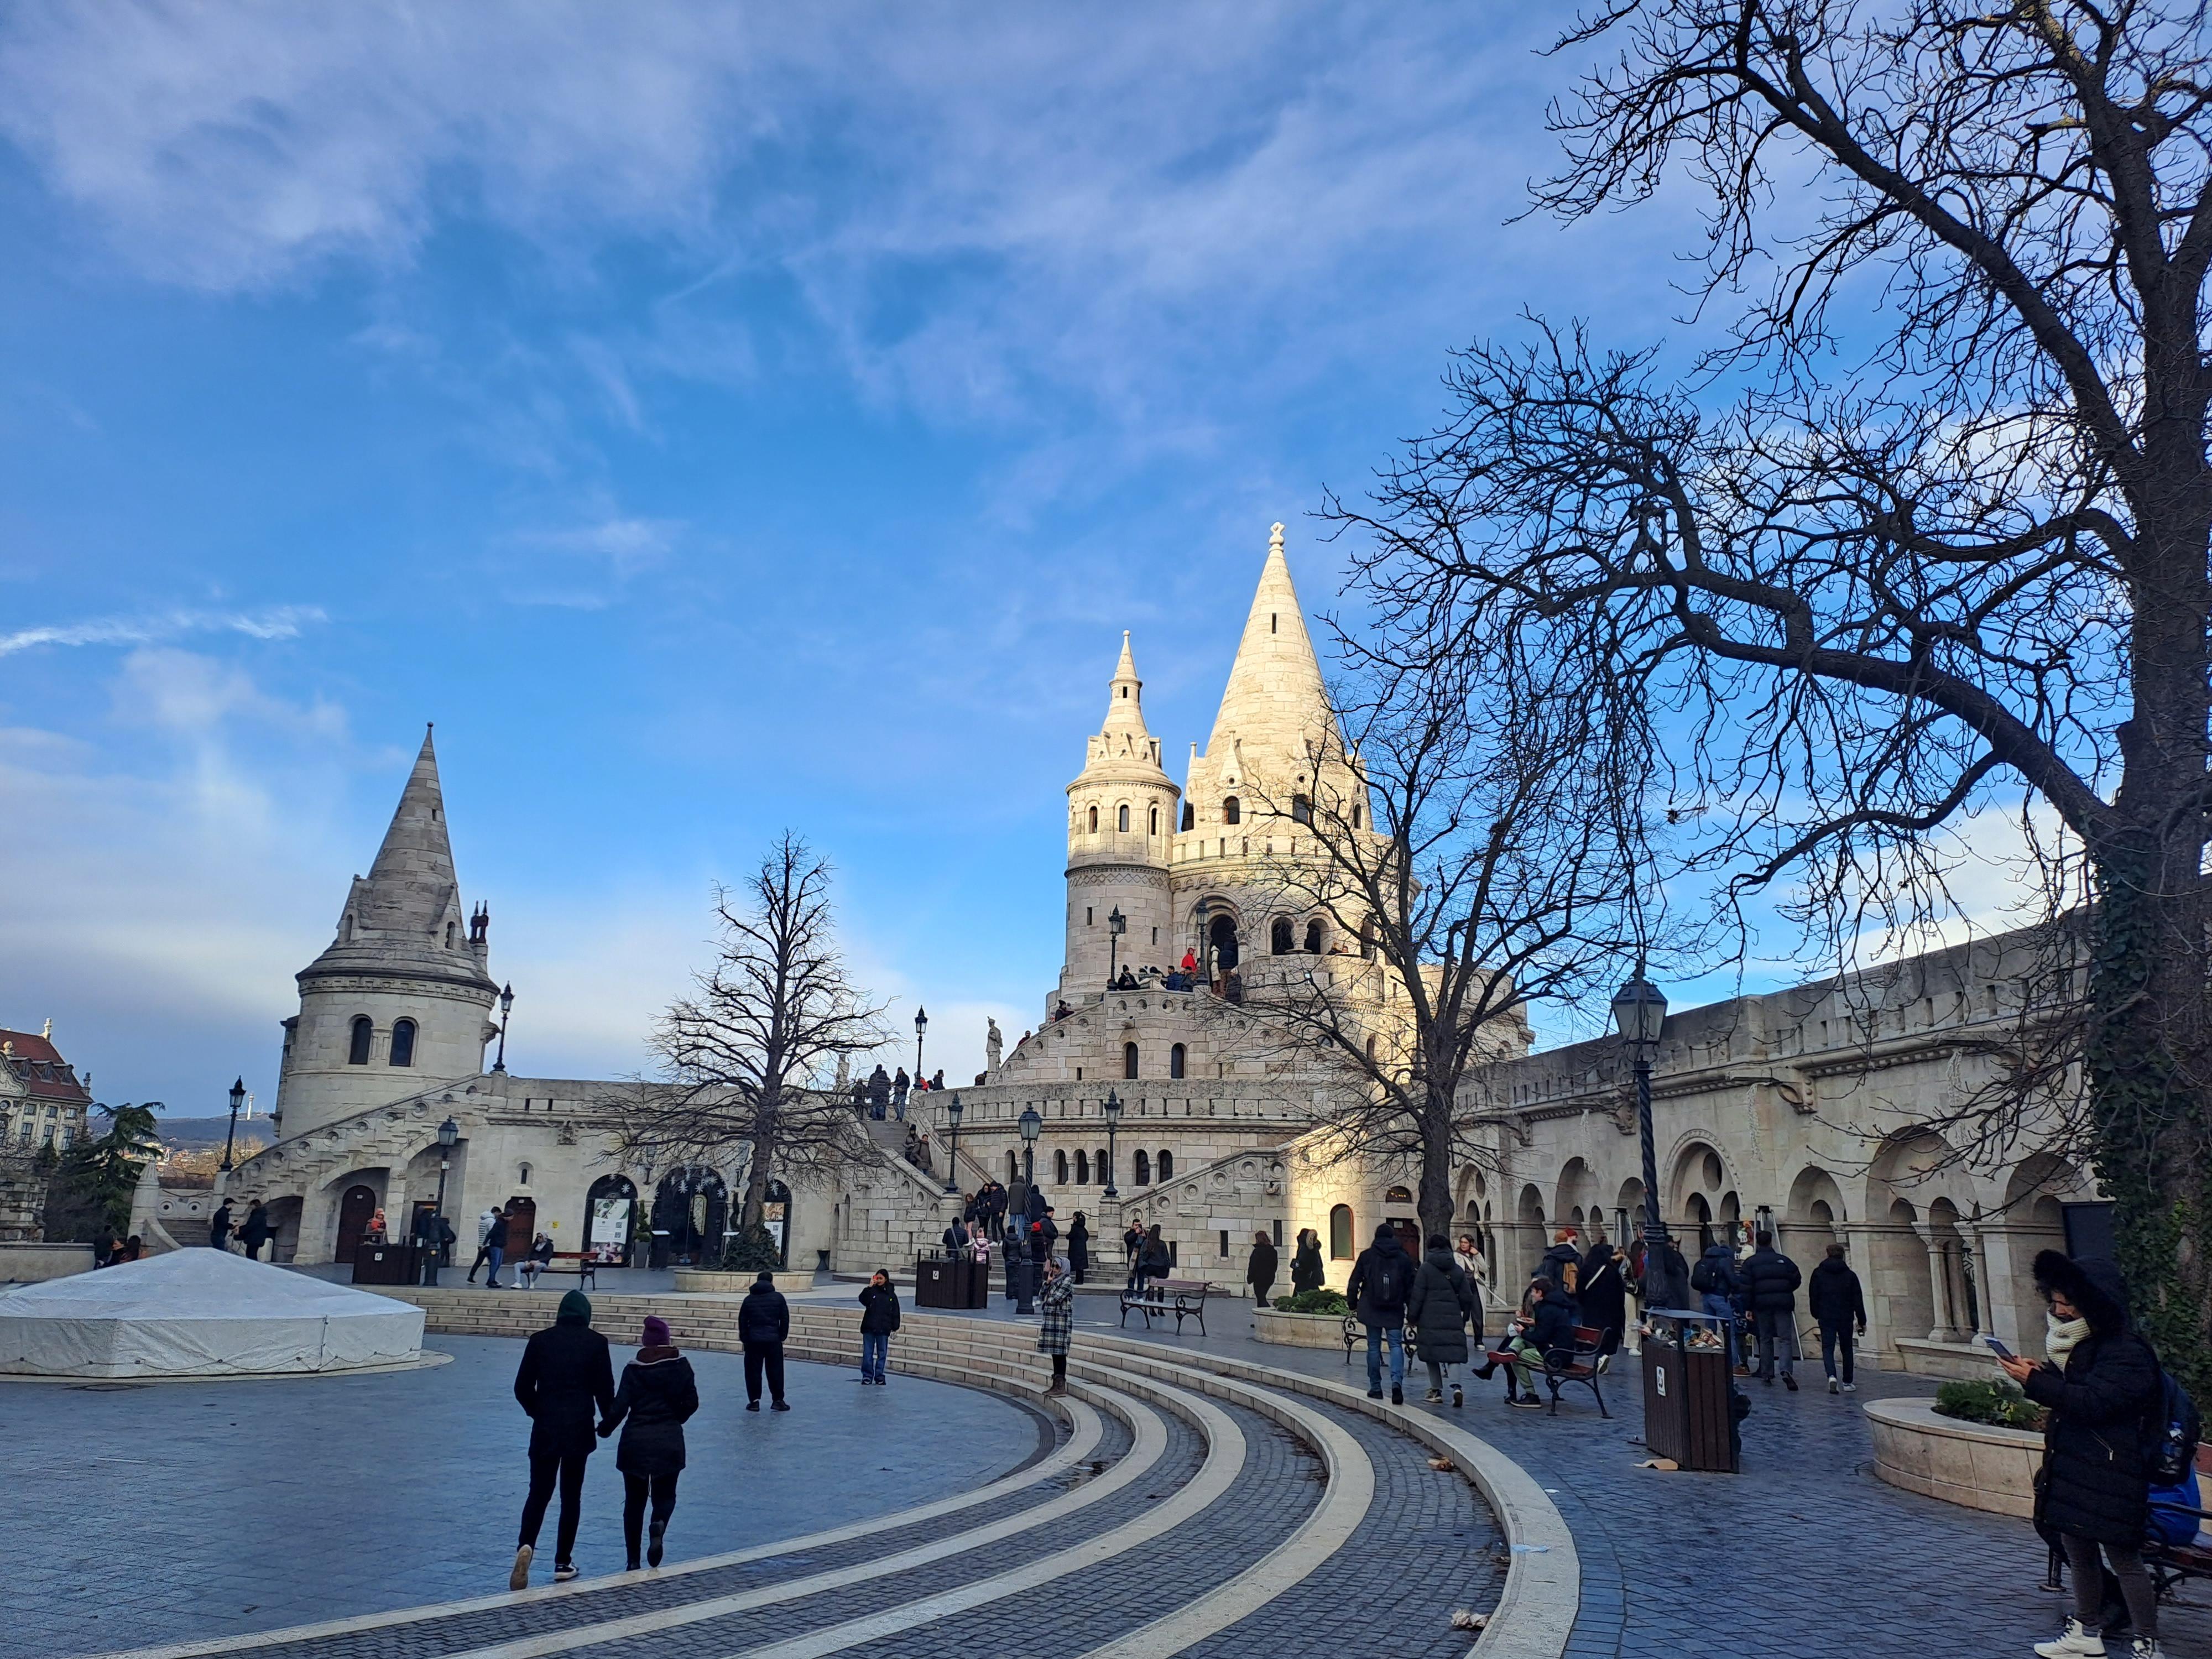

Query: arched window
left=347, top=1016, right=374, bottom=1066
left=1158, top=1149, right=1173, bottom=1180
left=1222, top=796, right=1241, bottom=825
left=519, top=1162, right=534, bottom=1186
left=1076, top=1150, right=1089, bottom=1183
left=1095, top=1147, right=1108, bottom=1180
left=1149, top=805, right=1160, bottom=834
left=343, top=911, right=355, bottom=942
left=1292, top=793, right=1311, bottom=825
left=1304, top=919, right=1323, bottom=953
left=1180, top=802, right=1195, bottom=831
left=1134, top=1150, right=1151, bottom=1185
left=1329, top=1203, right=1355, bottom=1259
left=1352, top=805, right=1363, bottom=829
left=445, top=921, right=456, bottom=948
left=1118, top=804, right=1130, bottom=832
left=1366, top=1034, right=1378, bottom=1065
left=1271, top=917, right=1294, bottom=955
left=1170, top=1042, right=1186, bottom=1079
left=1055, top=1149, right=1069, bottom=1184
left=389, top=1018, right=417, bottom=1067
left=1088, top=805, right=1099, bottom=833
left=1123, top=1042, right=1139, bottom=1079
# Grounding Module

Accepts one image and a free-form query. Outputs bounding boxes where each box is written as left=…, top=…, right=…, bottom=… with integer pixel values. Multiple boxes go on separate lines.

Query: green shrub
left=1933, top=1378, right=2046, bottom=1431
left=1271, top=1288, right=1349, bottom=1316
left=719, top=1224, right=785, bottom=1274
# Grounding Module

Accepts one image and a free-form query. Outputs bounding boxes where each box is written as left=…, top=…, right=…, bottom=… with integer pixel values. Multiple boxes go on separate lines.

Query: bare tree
left=1244, top=654, right=1659, bottom=1245
left=617, top=835, right=887, bottom=1244
left=1332, top=0, right=2212, bottom=1384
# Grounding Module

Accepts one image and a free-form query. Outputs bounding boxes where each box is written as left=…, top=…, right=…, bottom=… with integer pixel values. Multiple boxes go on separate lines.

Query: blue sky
left=0, top=4, right=1942, bottom=1112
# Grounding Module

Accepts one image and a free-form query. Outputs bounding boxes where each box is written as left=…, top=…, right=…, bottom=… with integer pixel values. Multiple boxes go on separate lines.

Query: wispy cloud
left=0, top=604, right=325, bottom=659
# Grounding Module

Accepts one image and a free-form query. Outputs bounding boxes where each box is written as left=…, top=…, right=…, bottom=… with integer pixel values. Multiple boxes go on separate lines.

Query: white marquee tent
left=0, top=1248, right=425, bottom=1378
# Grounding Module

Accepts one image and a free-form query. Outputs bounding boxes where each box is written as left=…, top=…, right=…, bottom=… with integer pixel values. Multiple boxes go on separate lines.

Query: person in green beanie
left=510, top=1288, right=614, bottom=1589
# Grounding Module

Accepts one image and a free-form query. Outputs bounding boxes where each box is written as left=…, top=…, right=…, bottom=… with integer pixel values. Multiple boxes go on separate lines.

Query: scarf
left=2044, top=1311, right=2091, bottom=1367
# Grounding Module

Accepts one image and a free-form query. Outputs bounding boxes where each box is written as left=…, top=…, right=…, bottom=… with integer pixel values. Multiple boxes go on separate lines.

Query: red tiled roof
left=0, top=1028, right=92, bottom=1104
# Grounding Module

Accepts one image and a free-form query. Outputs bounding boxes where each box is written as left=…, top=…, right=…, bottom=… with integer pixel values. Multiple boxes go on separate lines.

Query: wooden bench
left=1119, top=1277, right=1217, bottom=1335
left=1482, top=1323, right=1609, bottom=1417
left=2144, top=1503, right=2212, bottom=1601
left=519, top=1254, right=597, bottom=1290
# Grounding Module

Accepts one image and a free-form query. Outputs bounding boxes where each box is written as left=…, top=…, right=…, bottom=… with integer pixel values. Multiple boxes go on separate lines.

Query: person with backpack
left=1692, top=1239, right=1743, bottom=1366
left=1407, top=1233, right=1479, bottom=1407
left=1576, top=1239, right=1628, bottom=1373
left=1806, top=1241, right=1867, bottom=1394
left=1346, top=1224, right=1417, bottom=1404
left=597, top=1314, right=698, bottom=1571
left=1738, top=1233, right=1803, bottom=1390
left=857, top=1268, right=901, bottom=1385
left=1998, top=1250, right=2171, bottom=1658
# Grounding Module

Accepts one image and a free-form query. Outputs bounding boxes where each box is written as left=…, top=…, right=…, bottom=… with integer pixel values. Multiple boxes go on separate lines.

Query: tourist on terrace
left=857, top=1268, right=901, bottom=1385
left=1577, top=1238, right=1627, bottom=1374
left=1807, top=1241, right=1867, bottom=1394
left=1408, top=1233, right=1479, bottom=1407
left=1067, top=1211, right=1090, bottom=1284
left=2001, top=1251, right=2167, bottom=1659
left=1347, top=1223, right=1417, bottom=1404
left=1037, top=1256, right=1075, bottom=1394
left=1245, top=1230, right=1277, bottom=1305
left=1739, top=1232, right=1802, bottom=1390
left=599, top=1314, right=698, bottom=1572
left=891, top=1067, right=910, bottom=1120
left=866, top=1065, right=890, bottom=1120
left=1291, top=1228, right=1324, bottom=1296
left=738, top=1270, right=790, bottom=1411
left=239, top=1201, right=272, bottom=1262
left=1538, top=1227, right=1579, bottom=1287
left=510, top=1289, right=615, bottom=1589
left=209, top=1199, right=233, bottom=1251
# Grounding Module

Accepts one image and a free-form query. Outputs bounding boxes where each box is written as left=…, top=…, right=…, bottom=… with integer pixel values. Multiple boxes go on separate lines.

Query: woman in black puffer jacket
left=599, top=1314, right=700, bottom=1571
left=1998, top=1250, right=2163, bottom=1657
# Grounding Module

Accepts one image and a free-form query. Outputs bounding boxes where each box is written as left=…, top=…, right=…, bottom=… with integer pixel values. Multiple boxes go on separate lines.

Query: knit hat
left=641, top=1314, right=671, bottom=1347
left=557, top=1289, right=592, bottom=1325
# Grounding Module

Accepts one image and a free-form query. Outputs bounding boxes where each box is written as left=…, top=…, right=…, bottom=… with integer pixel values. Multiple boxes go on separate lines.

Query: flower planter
left=1253, top=1307, right=1348, bottom=1349
left=671, top=1269, right=816, bottom=1295
left=1864, top=1396, right=2041, bottom=1518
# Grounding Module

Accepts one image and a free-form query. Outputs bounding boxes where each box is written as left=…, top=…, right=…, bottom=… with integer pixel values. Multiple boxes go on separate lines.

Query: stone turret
left=273, top=727, right=499, bottom=1139
left=1062, top=633, right=1180, bottom=998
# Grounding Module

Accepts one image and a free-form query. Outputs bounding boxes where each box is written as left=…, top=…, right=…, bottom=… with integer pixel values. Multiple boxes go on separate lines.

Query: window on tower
left=1157, top=1149, right=1173, bottom=1180
left=1123, top=1042, right=1139, bottom=1079
left=1117, top=804, right=1130, bottom=832
left=1088, top=806, right=1099, bottom=833
left=1271, top=918, right=1294, bottom=955
left=1180, top=802, right=1194, bottom=831
left=1222, top=796, right=1241, bottom=825
left=1134, top=1150, right=1151, bottom=1185
left=1352, top=805, right=1363, bottom=829
left=1170, top=1042, right=1186, bottom=1079
left=1292, top=794, right=1311, bottom=825
left=347, top=1016, right=373, bottom=1066
left=1149, top=806, right=1159, bottom=834
left=390, top=1019, right=417, bottom=1067
left=1305, top=920, right=1323, bottom=953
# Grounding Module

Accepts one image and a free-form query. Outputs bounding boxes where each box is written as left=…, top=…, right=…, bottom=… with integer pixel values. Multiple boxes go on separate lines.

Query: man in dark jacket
left=484, top=1207, right=512, bottom=1289
left=737, top=1271, right=791, bottom=1411
left=857, top=1269, right=901, bottom=1384
left=1346, top=1224, right=1417, bottom=1404
left=1738, top=1235, right=1803, bottom=1390
left=209, top=1201, right=233, bottom=1251
left=1504, top=1276, right=1577, bottom=1408
left=2001, top=1251, right=2166, bottom=1657
left=510, top=1289, right=615, bottom=1589
left=1692, top=1240, right=1743, bottom=1367
left=1805, top=1242, right=1867, bottom=1394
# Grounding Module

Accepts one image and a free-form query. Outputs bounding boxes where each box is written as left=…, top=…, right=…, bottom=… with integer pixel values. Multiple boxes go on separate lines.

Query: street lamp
left=914, top=1006, right=928, bottom=1081
left=1610, top=963, right=1673, bottom=1309
left=492, top=983, right=515, bottom=1073
left=219, top=1077, right=246, bottom=1173
left=1107, top=907, right=1126, bottom=987
left=942, top=1093, right=963, bottom=1196
left=1101, top=1088, right=1122, bottom=1199
left=1016, top=1104, right=1044, bottom=1315
left=426, top=1114, right=458, bottom=1285
left=1018, top=1103, right=1042, bottom=1188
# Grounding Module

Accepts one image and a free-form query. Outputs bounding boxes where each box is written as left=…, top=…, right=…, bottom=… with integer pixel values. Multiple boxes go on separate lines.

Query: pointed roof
left=1100, top=630, right=1150, bottom=738
left=1074, top=633, right=1172, bottom=786
left=1201, top=523, right=1337, bottom=782
left=300, top=726, right=494, bottom=990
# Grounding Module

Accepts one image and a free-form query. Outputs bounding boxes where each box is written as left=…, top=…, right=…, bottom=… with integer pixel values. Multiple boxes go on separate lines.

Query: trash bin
left=1641, top=1310, right=1740, bottom=1472
left=915, top=1255, right=959, bottom=1308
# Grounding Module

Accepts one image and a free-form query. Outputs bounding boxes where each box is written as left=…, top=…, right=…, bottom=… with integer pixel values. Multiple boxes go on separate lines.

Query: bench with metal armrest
left=1118, top=1277, right=1217, bottom=1335
left=1481, top=1323, right=1610, bottom=1416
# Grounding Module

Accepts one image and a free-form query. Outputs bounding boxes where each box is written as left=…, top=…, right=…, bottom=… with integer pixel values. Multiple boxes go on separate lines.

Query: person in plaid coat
left=1037, top=1256, right=1075, bottom=1395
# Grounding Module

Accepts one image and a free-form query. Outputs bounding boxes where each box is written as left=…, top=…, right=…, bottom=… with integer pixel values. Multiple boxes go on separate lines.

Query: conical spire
left=1202, top=523, right=1335, bottom=781
left=1077, top=633, right=1169, bottom=780
left=300, top=725, right=490, bottom=988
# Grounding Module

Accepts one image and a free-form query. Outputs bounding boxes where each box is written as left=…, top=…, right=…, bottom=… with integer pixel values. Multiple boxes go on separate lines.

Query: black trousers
left=744, top=1340, right=785, bottom=1403
left=518, top=1448, right=590, bottom=1562
left=622, top=1472, right=680, bottom=1566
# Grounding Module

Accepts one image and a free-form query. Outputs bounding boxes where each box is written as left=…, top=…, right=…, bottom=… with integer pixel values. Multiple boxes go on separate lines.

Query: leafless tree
left=1243, top=654, right=1661, bottom=1245
left=1331, top=0, right=2212, bottom=1384
left=615, top=835, right=887, bottom=1242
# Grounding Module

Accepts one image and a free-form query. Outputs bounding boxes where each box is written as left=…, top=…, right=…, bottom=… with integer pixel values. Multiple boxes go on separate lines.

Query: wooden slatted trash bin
left=1640, top=1310, right=1740, bottom=1473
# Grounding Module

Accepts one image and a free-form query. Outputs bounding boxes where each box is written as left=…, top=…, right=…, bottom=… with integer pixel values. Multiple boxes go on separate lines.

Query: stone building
left=0, top=1022, right=95, bottom=1241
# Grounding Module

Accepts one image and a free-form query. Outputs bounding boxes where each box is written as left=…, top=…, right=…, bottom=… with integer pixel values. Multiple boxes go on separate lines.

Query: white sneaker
left=2128, top=1640, right=2163, bottom=1659
left=1596, top=1353, right=1612, bottom=1374
left=509, top=1544, right=533, bottom=1592
left=1842, top=1382, right=1858, bottom=1393
left=1828, top=1377, right=1840, bottom=1394
left=2034, top=1619, right=2106, bottom=1657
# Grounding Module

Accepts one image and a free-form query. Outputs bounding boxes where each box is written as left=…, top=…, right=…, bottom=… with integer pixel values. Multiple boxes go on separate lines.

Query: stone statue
left=986, top=1018, right=1003, bottom=1072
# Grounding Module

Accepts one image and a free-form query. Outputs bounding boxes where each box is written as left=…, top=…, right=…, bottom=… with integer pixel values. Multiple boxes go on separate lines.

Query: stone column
left=296, top=1183, right=339, bottom=1266
left=1921, top=1229, right=1965, bottom=1344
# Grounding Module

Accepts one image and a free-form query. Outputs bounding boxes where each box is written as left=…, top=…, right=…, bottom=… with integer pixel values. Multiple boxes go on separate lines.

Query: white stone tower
left=1061, top=633, right=1181, bottom=998
left=273, top=727, right=499, bottom=1139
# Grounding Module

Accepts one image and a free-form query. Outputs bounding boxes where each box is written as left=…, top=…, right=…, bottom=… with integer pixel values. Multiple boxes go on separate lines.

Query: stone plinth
left=1864, top=1396, right=2041, bottom=1517
left=1253, top=1307, right=1348, bottom=1349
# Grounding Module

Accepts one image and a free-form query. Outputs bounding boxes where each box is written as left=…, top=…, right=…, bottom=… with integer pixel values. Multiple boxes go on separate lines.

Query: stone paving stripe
left=415, top=1379, right=1183, bottom=1659
left=711, top=1370, right=1253, bottom=1659
left=87, top=1389, right=1109, bottom=1659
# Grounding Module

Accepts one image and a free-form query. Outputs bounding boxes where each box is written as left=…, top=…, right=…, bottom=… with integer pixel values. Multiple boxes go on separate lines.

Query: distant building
left=0, top=1021, right=94, bottom=1241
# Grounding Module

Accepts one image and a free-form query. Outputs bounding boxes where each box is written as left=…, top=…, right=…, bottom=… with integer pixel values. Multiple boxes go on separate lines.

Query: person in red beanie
left=599, top=1313, right=698, bottom=1571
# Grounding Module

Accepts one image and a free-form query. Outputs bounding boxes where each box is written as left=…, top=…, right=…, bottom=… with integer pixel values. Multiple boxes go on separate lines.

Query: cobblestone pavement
left=1058, top=1300, right=2212, bottom=1659
left=0, top=1337, right=1046, bottom=1659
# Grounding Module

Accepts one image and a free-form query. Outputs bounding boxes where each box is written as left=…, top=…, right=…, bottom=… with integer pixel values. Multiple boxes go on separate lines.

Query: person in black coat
left=1346, top=1225, right=1417, bottom=1403
left=1406, top=1235, right=1479, bottom=1406
left=598, top=1314, right=699, bottom=1571
left=510, top=1289, right=615, bottom=1588
left=1068, top=1212, right=1090, bottom=1284
left=1575, top=1240, right=1628, bottom=1372
left=2000, top=1251, right=2165, bottom=1653
left=1290, top=1228, right=1324, bottom=1295
left=239, top=1201, right=272, bottom=1261
left=1245, top=1233, right=1278, bottom=1305
left=857, top=1270, right=901, bottom=1384
left=1503, top=1276, right=1576, bottom=1408
left=737, top=1271, right=791, bottom=1411
left=1738, top=1237, right=1803, bottom=1389
left=209, top=1201, right=233, bottom=1251
left=485, top=1207, right=512, bottom=1288
left=1805, top=1243, right=1867, bottom=1393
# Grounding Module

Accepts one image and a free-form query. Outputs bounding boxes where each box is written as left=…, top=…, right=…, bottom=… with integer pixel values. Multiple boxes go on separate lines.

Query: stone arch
left=1874, top=1194, right=1935, bottom=1355
left=1555, top=1157, right=1598, bottom=1227
left=1516, top=1182, right=1546, bottom=1284
left=1999, top=1151, right=2083, bottom=1345
left=1666, top=1136, right=1735, bottom=1243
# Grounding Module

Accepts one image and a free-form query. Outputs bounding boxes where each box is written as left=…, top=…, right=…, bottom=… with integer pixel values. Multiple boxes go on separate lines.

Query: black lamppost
left=219, top=1076, right=246, bottom=1173
left=942, top=1093, right=963, bottom=1196
left=1015, top=1104, right=1042, bottom=1314
left=1107, top=907, right=1126, bottom=987
left=1611, top=964, right=1674, bottom=1310
left=425, top=1114, right=458, bottom=1284
left=914, top=1006, right=928, bottom=1080
left=1101, top=1088, right=1122, bottom=1199
left=492, top=983, right=514, bottom=1073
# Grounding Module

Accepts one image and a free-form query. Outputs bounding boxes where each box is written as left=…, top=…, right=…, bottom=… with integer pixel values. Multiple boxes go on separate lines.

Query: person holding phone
left=1995, top=1250, right=2165, bottom=1659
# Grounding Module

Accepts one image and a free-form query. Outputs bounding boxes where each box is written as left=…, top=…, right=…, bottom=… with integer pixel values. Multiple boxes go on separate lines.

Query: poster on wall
left=591, top=1197, right=632, bottom=1263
